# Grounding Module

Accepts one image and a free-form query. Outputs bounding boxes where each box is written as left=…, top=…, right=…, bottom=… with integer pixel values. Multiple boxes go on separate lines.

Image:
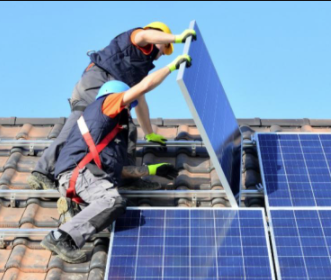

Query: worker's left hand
left=148, top=163, right=179, bottom=180
left=175, top=29, right=197, bottom=43
left=145, top=132, right=167, bottom=146
left=167, top=54, right=192, bottom=72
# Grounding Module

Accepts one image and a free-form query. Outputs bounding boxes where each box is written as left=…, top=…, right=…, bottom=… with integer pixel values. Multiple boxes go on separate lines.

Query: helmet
left=96, top=80, right=130, bottom=100
left=96, top=81, right=138, bottom=109
left=144, top=22, right=174, bottom=55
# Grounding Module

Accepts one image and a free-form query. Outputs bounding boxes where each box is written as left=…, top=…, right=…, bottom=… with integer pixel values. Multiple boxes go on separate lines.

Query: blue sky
left=1, top=2, right=330, bottom=119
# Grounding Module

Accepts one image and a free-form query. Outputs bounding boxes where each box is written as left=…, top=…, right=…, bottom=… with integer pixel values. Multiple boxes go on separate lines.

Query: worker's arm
left=134, top=95, right=153, bottom=135
left=121, top=164, right=178, bottom=180
left=134, top=29, right=196, bottom=47
left=135, top=96, right=168, bottom=146
left=121, top=166, right=149, bottom=178
left=121, top=54, right=192, bottom=107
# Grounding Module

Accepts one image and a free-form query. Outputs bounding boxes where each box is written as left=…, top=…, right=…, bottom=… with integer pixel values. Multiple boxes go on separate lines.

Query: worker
left=27, top=22, right=196, bottom=191
left=40, top=54, right=193, bottom=264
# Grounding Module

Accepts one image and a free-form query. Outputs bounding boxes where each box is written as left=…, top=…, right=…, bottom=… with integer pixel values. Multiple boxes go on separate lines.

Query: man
left=40, top=54, right=192, bottom=264
left=27, top=22, right=196, bottom=190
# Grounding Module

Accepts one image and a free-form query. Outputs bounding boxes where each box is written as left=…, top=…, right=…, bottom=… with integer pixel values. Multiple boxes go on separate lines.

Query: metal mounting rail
left=0, top=139, right=256, bottom=148
left=0, top=140, right=205, bottom=148
left=120, top=190, right=227, bottom=199
left=242, top=139, right=256, bottom=147
left=0, top=189, right=263, bottom=201
left=0, top=228, right=110, bottom=240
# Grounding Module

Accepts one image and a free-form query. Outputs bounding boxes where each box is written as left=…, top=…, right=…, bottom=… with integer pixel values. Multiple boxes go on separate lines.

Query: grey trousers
left=34, top=65, right=116, bottom=176
left=58, top=169, right=125, bottom=248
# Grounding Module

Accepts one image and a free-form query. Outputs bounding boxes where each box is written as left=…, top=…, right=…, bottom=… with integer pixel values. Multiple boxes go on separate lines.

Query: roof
left=0, top=117, right=330, bottom=279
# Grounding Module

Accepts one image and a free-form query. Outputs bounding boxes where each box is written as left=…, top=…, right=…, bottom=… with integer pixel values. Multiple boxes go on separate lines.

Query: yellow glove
left=175, top=29, right=197, bottom=43
left=167, top=55, right=192, bottom=73
left=148, top=163, right=179, bottom=180
left=145, top=133, right=167, bottom=146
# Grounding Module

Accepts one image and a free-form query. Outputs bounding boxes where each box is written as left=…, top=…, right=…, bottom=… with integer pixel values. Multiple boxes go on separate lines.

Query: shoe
left=41, top=231, right=86, bottom=264
left=57, top=197, right=81, bottom=224
left=119, top=178, right=161, bottom=191
left=27, top=172, right=56, bottom=190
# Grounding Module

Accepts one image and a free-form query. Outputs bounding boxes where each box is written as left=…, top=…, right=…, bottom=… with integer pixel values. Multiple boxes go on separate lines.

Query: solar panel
left=270, top=209, right=331, bottom=280
left=257, top=133, right=331, bottom=207
left=105, top=208, right=275, bottom=280
left=177, top=21, right=242, bottom=207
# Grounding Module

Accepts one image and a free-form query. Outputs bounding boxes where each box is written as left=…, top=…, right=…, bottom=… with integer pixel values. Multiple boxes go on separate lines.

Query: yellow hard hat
left=144, top=22, right=174, bottom=55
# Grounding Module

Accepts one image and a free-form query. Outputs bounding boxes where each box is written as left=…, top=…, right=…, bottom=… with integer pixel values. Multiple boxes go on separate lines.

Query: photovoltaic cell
left=105, top=209, right=274, bottom=280
left=270, top=209, right=331, bottom=280
left=257, top=134, right=331, bottom=207
left=177, top=21, right=242, bottom=207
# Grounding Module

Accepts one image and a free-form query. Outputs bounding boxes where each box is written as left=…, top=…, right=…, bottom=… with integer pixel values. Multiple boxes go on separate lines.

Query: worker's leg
left=28, top=65, right=114, bottom=189
left=58, top=169, right=126, bottom=248
left=126, top=116, right=138, bottom=166
left=31, top=110, right=83, bottom=180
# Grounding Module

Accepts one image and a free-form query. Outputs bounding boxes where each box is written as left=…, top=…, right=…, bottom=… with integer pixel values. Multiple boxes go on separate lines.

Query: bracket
left=0, top=233, right=5, bottom=249
left=191, top=196, right=198, bottom=207
left=10, top=194, right=16, bottom=208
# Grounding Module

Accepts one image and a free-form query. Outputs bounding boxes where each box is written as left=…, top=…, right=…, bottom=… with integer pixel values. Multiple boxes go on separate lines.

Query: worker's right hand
left=175, top=29, right=197, bottom=43
left=148, top=163, right=179, bottom=180
left=145, top=133, right=167, bottom=147
left=167, top=54, right=192, bottom=72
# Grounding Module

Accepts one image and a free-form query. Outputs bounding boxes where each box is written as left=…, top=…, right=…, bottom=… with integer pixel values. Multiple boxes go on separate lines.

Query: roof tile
left=5, top=245, right=51, bottom=272
left=0, top=126, right=21, bottom=139
left=87, top=268, right=105, bottom=280
left=210, top=170, right=222, bottom=188
left=0, top=168, right=29, bottom=189
left=176, top=154, right=211, bottom=173
left=0, top=250, right=11, bottom=273
left=2, top=268, right=46, bottom=280
left=16, top=124, right=34, bottom=140
left=47, top=124, right=64, bottom=139
left=0, top=157, right=8, bottom=172
left=45, top=268, right=88, bottom=280
left=20, top=204, right=59, bottom=228
left=176, top=125, right=201, bottom=140
left=175, top=170, right=211, bottom=190
left=0, top=206, right=24, bottom=228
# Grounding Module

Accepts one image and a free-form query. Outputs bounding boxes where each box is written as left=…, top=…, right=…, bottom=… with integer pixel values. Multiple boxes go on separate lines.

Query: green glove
left=148, top=163, right=179, bottom=180
left=145, top=133, right=167, bottom=146
left=175, top=29, right=197, bottom=43
left=167, top=54, right=192, bottom=72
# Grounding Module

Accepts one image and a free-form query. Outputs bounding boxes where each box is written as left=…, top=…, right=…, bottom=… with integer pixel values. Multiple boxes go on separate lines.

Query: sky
left=0, top=1, right=330, bottom=120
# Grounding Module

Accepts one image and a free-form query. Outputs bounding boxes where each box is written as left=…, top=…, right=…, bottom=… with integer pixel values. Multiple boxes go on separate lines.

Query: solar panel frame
left=268, top=207, right=331, bottom=280
left=255, top=132, right=331, bottom=210
left=104, top=207, right=276, bottom=280
left=177, top=20, right=243, bottom=208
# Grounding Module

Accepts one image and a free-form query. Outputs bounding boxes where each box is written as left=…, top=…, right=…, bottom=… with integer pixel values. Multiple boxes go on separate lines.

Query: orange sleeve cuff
left=102, top=92, right=126, bottom=118
left=131, top=29, right=154, bottom=55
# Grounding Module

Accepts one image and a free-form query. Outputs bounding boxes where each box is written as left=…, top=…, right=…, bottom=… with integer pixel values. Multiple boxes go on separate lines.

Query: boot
left=27, top=172, right=56, bottom=190
left=41, top=231, right=86, bottom=264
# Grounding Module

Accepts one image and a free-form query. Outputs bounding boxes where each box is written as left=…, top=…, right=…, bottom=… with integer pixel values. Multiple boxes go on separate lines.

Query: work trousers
left=34, top=64, right=137, bottom=177
left=58, top=168, right=126, bottom=248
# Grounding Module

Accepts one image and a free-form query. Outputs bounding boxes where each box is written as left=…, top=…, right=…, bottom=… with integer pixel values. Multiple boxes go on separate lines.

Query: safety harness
left=66, top=116, right=123, bottom=204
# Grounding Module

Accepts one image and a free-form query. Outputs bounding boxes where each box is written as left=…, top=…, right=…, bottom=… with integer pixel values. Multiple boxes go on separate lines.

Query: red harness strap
left=66, top=123, right=123, bottom=204
left=77, top=116, right=102, bottom=169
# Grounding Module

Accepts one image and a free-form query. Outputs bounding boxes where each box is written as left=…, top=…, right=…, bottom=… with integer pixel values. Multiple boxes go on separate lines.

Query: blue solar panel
left=257, top=134, right=331, bottom=207
left=270, top=209, right=331, bottom=280
left=177, top=21, right=242, bottom=207
left=105, top=209, right=274, bottom=280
